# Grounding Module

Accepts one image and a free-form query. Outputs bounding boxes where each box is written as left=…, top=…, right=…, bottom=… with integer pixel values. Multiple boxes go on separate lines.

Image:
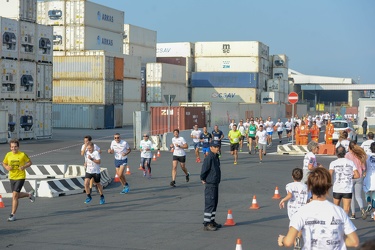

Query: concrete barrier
left=0, top=165, right=7, bottom=179
left=277, top=144, right=309, bottom=155
left=0, top=179, right=38, bottom=198
left=26, top=164, right=67, bottom=179
left=37, top=177, right=85, bottom=197
left=64, top=165, right=85, bottom=178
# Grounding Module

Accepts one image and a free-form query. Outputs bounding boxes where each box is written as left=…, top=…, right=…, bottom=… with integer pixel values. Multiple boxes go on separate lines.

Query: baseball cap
left=210, top=141, right=220, bottom=147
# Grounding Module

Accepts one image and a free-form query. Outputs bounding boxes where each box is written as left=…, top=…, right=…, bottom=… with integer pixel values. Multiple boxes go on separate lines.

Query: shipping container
left=195, top=56, right=269, bottom=74
left=258, top=73, right=270, bottom=92
left=19, top=21, right=36, bottom=61
left=64, top=49, right=117, bottom=57
left=267, top=78, right=287, bottom=93
left=36, top=63, right=53, bottom=100
left=146, top=82, right=188, bottom=103
left=156, top=56, right=194, bottom=73
left=191, top=72, right=258, bottom=88
left=52, top=103, right=115, bottom=129
left=0, top=109, right=8, bottom=143
left=272, top=68, right=289, bottom=81
left=0, top=0, right=37, bottom=23
left=53, top=80, right=115, bottom=104
left=114, top=57, right=124, bottom=80
left=19, top=61, right=37, bottom=100
left=35, top=101, right=52, bottom=138
left=52, top=26, right=66, bottom=51
left=122, top=101, right=143, bottom=126
left=0, top=59, right=18, bottom=99
left=37, top=0, right=65, bottom=26
left=157, top=42, right=195, bottom=57
left=195, top=41, right=269, bottom=59
left=36, top=24, right=53, bottom=63
left=146, top=63, right=186, bottom=84
left=65, top=25, right=123, bottom=54
left=53, top=55, right=114, bottom=80
left=123, top=43, right=156, bottom=64
left=0, top=17, right=19, bottom=60
left=123, top=78, right=142, bottom=102
left=286, top=104, right=298, bottom=118
left=123, top=54, right=141, bottom=79
left=114, top=81, right=123, bottom=104
left=261, top=92, right=285, bottom=104
left=123, top=24, right=156, bottom=48
left=192, top=87, right=257, bottom=103
left=150, top=107, right=206, bottom=134
left=272, top=54, right=289, bottom=68
left=52, top=51, right=66, bottom=56
left=114, top=103, right=123, bottom=128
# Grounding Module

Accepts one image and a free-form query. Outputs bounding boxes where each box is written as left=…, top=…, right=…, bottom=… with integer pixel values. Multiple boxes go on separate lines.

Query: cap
left=210, top=141, right=220, bottom=147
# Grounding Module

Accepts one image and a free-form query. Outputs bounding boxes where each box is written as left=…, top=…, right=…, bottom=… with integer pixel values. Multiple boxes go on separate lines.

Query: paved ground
left=0, top=127, right=373, bottom=249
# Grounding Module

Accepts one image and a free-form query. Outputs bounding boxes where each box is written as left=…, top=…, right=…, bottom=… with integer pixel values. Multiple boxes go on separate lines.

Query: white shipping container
left=53, top=55, right=114, bottom=80
left=35, top=101, right=52, bottom=138
left=0, top=17, right=19, bottom=60
left=146, top=63, right=186, bottom=84
left=272, top=68, right=288, bottom=80
left=66, top=26, right=123, bottom=54
left=38, top=0, right=65, bottom=26
left=0, top=59, right=18, bottom=99
left=157, top=42, right=195, bottom=57
left=66, top=1, right=124, bottom=33
left=191, top=87, right=257, bottom=103
left=36, top=24, right=53, bottom=63
left=36, top=63, right=53, bottom=100
left=195, top=56, right=269, bottom=74
left=19, top=21, right=36, bottom=61
left=123, top=78, right=142, bottom=102
left=259, top=73, right=270, bottom=93
left=146, top=82, right=188, bottom=103
left=195, top=41, right=269, bottom=59
left=272, top=54, right=289, bottom=68
left=123, top=54, right=141, bottom=79
left=0, top=0, right=37, bottom=23
left=52, top=26, right=66, bottom=51
left=124, top=24, right=156, bottom=48
left=19, top=61, right=37, bottom=100
left=0, top=109, right=8, bottom=143
left=261, top=92, right=285, bottom=104
left=53, top=51, right=66, bottom=56
left=124, top=43, right=156, bottom=64
left=267, top=79, right=289, bottom=93
left=123, top=101, right=144, bottom=126
left=53, top=79, right=115, bottom=104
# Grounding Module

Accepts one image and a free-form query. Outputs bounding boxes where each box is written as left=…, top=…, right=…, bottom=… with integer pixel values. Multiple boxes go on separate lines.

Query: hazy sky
left=92, top=0, right=375, bottom=84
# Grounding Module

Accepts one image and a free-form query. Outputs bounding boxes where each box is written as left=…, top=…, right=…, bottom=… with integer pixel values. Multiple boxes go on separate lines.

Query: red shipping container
left=151, top=106, right=206, bottom=134
left=156, top=57, right=186, bottom=66
left=114, top=57, right=124, bottom=80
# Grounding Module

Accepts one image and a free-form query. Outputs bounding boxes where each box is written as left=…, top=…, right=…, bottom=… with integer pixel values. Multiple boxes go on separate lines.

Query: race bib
left=214, top=136, right=219, bottom=140
left=250, top=131, right=255, bottom=134
left=233, top=138, right=239, bottom=143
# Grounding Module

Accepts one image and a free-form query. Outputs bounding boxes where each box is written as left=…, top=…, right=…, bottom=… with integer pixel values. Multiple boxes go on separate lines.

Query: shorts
left=202, top=147, right=210, bottom=154
left=258, top=143, right=266, bottom=151
left=85, top=172, right=101, bottom=183
left=277, top=131, right=283, bottom=135
left=241, top=135, right=246, bottom=141
left=267, top=131, right=273, bottom=135
left=193, top=142, right=201, bottom=150
left=173, top=155, right=186, bottom=163
left=10, top=179, right=25, bottom=193
left=333, top=192, right=352, bottom=199
left=230, top=143, right=239, bottom=151
left=141, top=157, right=151, bottom=168
left=114, top=159, right=128, bottom=168
left=286, top=129, right=292, bottom=134
left=248, top=136, right=256, bottom=141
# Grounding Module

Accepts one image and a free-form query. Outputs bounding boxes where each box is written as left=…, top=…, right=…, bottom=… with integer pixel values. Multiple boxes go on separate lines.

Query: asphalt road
left=0, top=127, right=373, bottom=250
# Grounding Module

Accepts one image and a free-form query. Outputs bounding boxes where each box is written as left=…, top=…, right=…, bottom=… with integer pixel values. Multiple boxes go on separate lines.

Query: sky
left=91, top=0, right=375, bottom=84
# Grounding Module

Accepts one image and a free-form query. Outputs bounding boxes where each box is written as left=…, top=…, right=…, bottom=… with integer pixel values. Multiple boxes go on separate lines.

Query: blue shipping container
left=191, top=72, right=258, bottom=88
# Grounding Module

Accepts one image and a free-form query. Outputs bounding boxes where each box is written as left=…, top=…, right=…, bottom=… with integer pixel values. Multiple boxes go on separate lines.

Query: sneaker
left=264, top=152, right=266, bottom=156
left=361, top=208, right=367, bottom=220
left=294, top=237, right=302, bottom=250
left=365, top=204, right=372, bottom=213
left=248, top=151, right=252, bottom=154
left=143, top=170, right=146, bottom=177
left=186, top=172, right=190, bottom=182
left=122, top=185, right=130, bottom=194
left=259, top=160, right=262, bottom=163
left=350, top=214, right=356, bottom=220
left=240, top=149, right=242, bottom=152
left=234, top=161, right=237, bottom=165
left=203, top=223, right=217, bottom=231
left=212, top=221, right=222, bottom=228
left=170, top=180, right=176, bottom=187
left=29, top=190, right=35, bottom=202
left=84, top=197, right=92, bottom=203
left=197, top=158, right=201, bottom=163
left=99, top=196, right=105, bottom=205
left=279, top=140, right=282, bottom=143
left=7, top=214, right=16, bottom=222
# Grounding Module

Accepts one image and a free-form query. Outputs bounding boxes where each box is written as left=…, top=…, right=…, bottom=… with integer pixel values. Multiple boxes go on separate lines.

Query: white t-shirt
left=316, top=119, right=323, bottom=128
left=335, top=140, right=350, bottom=152
left=256, top=130, right=268, bottom=144
left=140, top=139, right=153, bottom=158
left=172, top=137, right=187, bottom=157
left=361, top=139, right=374, bottom=155
left=275, top=122, right=284, bottom=132
left=243, top=122, right=250, bottom=131
left=329, top=158, right=357, bottom=193
left=110, top=140, right=130, bottom=160
left=238, top=125, right=246, bottom=136
left=81, top=143, right=101, bottom=162
left=265, top=120, right=274, bottom=132
left=285, top=121, right=292, bottom=130
left=290, top=200, right=356, bottom=250
left=285, top=182, right=309, bottom=220
left=364, top=154, right=375, bottom=193
left=303, top=152, right=317, bottom=170
left=191, top=130, right=202, bottom=143
left=85, top=151, right=101, bottom=174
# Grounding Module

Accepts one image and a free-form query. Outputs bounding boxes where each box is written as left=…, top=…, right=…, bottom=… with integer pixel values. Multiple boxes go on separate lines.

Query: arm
left=122, top=148, right=131, bottom=157
left=279, top=192, right=292, bottom=209
left=353, top=170, right=360, bottom=179
left=278, top=226, right=299, bottom=247
left=81, top=144, right=87, bottom=156
left=180, top=142, right=189, bottom=149
left=344, top=231, right=359, bottom=248
left=2, top=161, right=11, bottom=171
left=87, top=155, right=101, bottom=164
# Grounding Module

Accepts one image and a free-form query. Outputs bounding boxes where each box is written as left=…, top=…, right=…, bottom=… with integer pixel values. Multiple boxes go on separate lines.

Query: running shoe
left=350, top=214, right=355, bottom=220
left=365, top=203, right=372, bottom=213
left=361, top=208, right=367, bottom=220
left=197, top=158, right=201, bottom=163
left=248, top=151, right=252, bottom=154
left=240, top=149, right=242, bottom=152
left=371, top=211, right=374, bottom=220
left=259, top=160, right=262, bottom=163
left=170, top=180, right=176, bottom=187
left=123, top=185, right=130, bottom=194
left=148, top=174, right=152, bottom=179
left=143, top=170, right=146, bottom=177
left=29, top=190, right=35, bottom=202
left=84, top=197, right=92, bottom=204
left=234, top=161, right=237, bottom=165
left=99, top=196, right=105, bottom=205
left=186, top=172, right=190, bottom=182
left=7, top=214, right=16, bottom=222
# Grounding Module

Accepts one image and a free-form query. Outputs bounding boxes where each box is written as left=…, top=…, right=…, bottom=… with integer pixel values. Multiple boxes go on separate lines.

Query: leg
left=11, top=191, right=29, bottom=215
left=211, top=186, right=219, bottom=224
left=171, top=160, right=178, bottom=182
left=258, top=148, right=263, bottom=161
left=117, top=165, right=127, bottom=186
left=89, top=178, right=94, bottom=189
left=84, top=178, right=91, bottom=195
left=234, top=149, right=238, bottom=163
left=342, top=198, right=352, bottom=215
left=333, top=198, right=341, bottom=207
left=180, top=162, right=188, bottom=176
left=203, top=186, right=217, bottom=230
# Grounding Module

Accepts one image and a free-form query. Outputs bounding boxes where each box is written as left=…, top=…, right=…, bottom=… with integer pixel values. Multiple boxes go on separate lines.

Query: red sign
left=288, top=92, right=298, bottom=104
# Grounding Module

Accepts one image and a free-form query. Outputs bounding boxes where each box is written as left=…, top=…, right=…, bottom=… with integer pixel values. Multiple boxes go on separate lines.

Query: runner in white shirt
left=170, top=129, right=190, bottom=187
left=315, top=116, right=323, bottom=131
left=80, top=135, right=101, bottom=194
left=364, top=143, right=375, bottom=220
left=228, top=119, right=235, bottom=130
left=237, top=120, right=246, bottom=152
left=275, top=118, right=284, bottom=144
left=139, top=134, right=153, bottom=178
left=243, top=118, right=250, bottom=132
left=361, top=132, right=375, bottom=154
left=265, top=116, right=274, bottom=146
left=191, top=124, right=202, bottom=163
left=285, top=118, right=293, bottom=142
left=256, top=125, right=268, bottom=163
left=302, top=141, right=323, bottom=184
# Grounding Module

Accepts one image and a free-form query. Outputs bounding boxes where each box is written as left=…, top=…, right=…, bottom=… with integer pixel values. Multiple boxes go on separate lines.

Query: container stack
left=0, top=0, right=53, bottom=140
left=192, top=41, right=270, bottom=103
left=156, top=42, right=195, bottom=101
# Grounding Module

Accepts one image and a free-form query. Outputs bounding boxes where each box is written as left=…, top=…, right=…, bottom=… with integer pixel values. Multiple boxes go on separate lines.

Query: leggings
left=350, top=177, right=364, bottom=214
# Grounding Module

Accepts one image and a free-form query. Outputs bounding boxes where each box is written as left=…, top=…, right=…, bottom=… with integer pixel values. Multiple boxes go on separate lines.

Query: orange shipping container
left=151, top=106, right=205, bottom=134
left=114, top=57, right=124, bottom=80
left=285, top=104, right=297, bottom=118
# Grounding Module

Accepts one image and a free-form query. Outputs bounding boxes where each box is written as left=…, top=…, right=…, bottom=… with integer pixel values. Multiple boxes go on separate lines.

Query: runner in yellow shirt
left=228, top=124, right=242, bottom=165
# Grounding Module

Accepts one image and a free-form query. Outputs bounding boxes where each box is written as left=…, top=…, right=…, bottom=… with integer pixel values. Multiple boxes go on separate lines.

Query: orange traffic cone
left=114, top=174, right=120, bottom=182
left=125, top=166, right=132, bottom=175
left=138, top=163, right=143, bottom=170
left=152, top=154, right=157, bottom=161
left=0, top=195, right=4, bottom=208
left=272, top=186, right=281, bottom=199
left=249, top=195, right=260, bottom=210
left=235, top=238, right=243, bottom=250
left=224, top=209, right=236, bottom=226
left=157, top=150, right=161, bottom=157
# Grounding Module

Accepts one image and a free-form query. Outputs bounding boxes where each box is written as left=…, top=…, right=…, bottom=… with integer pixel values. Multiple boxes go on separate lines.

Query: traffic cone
left=235, top=238, right=243, bottom=250
left=114, top=174, right=120, bottom=182
left=152, top=154, right=157, bottom=161
left=125, top=166, right=132, bottom=175
left=249, top=195, right=260, bottom=209
left=272, top=186, right=281, bottom=199
left=0, top=195, right=4, bottom=208
left=224, top=209, right=236, bottom=226
left=157, top=150, right=161, bottom=157
left=138, top=163, right=143, bottom=170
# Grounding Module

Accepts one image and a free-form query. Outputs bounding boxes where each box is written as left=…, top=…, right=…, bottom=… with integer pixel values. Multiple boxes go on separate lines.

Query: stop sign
left=288, top=92, right=298, bottom=104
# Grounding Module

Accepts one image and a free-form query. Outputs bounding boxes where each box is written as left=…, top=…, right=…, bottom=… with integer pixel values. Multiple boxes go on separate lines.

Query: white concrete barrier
left=64, top=165, right=85, bottom=178
left=26, top=164, right=67, bottom=179
left=100, top=168, right=111, bottom=188
left=0, top=179, right=37, bottom=198
left=277, top=144, right=308, bottom=155
left=37, top=177, right=85, bottom=197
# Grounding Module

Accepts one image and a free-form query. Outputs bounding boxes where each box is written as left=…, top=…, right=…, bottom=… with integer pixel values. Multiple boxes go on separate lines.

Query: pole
left=291, top=104, right=294, bottom=145
left=168, top=95, right=171, bottom=132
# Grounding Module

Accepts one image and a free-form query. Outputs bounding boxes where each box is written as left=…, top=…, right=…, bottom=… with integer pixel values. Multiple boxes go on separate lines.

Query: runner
left=237, top=120, right=246, bottom=152
left=191, top=124, right=202, bottom=163
left=256, top=125, right=268, bottom=163
left=265, top=116, right=274, bottom=147
left=80, top=135, right=101, bottom=194
left=212, top=125, right=224, bottom=156
left=275, top=118, right=284, bottom=144
left=285, top=118, right=293, bottom=143
left=247, top=118, right=257, bottom=154
left=139, top=134, right=153, bottom=179
left=200, top=126, right=212, bottom=158
left=228, top=124, right=242, bottom=165
left=170, top=129, right=190, bottom=187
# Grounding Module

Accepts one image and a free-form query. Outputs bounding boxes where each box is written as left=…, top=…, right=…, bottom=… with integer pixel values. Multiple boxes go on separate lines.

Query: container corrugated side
left=123, top=43, right=156, bottom=64
left=195, top=41, right=269, bottom=59
left=0, top=0, right=37, bottom=23
left=0, top=109, right=8, bottom=143
left=40, top=0, right=65, bottom=26
left=19, top=21, right=36, bottom=62
left=124, top=78, right=142, bottom=102
left=66, top=1, right=124, bottom=34
left=0, top=17, right=19, bottom=60
left=195, top=56, right=269, bottom=73
left=146, top=63, right=186, bottom=84
left=36, top=63, right=53, bottom=100
left=0, top=59, right=18, bottom=99
left=114, top=57, right=124, bottom=80
left=146, top=82, right=188, bottom=103
left=36, top=24, right=53, bottom=63
left=19, top=61, right=37, bottom=100
left=114, top=81, right=123, bottom=104
left=272, top=54, right=289, bottom=68
left=156, top=57, right=194, bottom=73
left=122, top=101, right=145, bottom=126
left=157, top=42, right=195, bottom=57
left=150, top=107, right=205, bottom=134
left=35, top=101, right=52, bottom=138
left=114, top=104, right=123, bottom=128
left=191, top=72, right=258, bottom=88
left=124, top=24, right=156, bottom=48
left=124, top=54, right=141, bottom=79
left=52, top=80, right=114, bottom=104
left=192, top=88, right=257, bottom=103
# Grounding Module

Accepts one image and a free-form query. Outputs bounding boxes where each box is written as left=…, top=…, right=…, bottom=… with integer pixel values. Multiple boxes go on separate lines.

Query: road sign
left=164, top=95, right=176, bottom=106
left=288, top=92, right=298, bottom=104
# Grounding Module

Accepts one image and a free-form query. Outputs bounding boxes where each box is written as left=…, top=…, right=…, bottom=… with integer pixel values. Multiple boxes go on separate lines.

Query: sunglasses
left=114, top=137, right=120, bottom=139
